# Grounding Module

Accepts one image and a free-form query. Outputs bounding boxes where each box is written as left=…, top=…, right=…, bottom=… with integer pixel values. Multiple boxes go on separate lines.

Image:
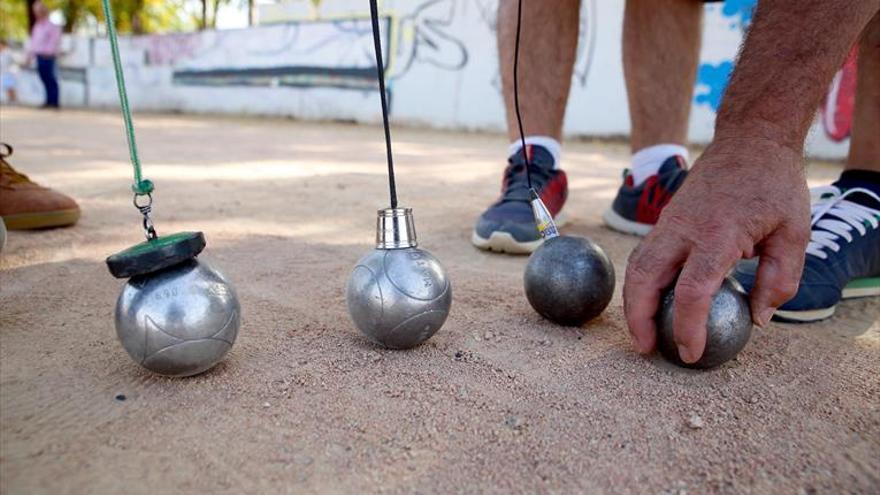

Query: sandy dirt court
left=1, top=107, right=878, bottom=494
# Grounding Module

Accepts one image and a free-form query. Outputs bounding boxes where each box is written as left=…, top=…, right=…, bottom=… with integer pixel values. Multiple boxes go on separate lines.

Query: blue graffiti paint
left=692, top=0, right=754, bottom=110
left=695, top=61, right=733, bottom=111
left=721, top=0, right=757, bottom=27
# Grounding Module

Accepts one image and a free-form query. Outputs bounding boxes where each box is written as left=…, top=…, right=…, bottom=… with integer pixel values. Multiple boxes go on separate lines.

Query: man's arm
left=624, top=0, right=880, bottom=363
left=716, top=0, right=880, bottom=148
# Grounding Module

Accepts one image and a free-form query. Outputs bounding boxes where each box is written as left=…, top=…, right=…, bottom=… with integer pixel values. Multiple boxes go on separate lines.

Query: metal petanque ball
left=346, top=208, right=452, bottom=349
left=656, top=277, right=752, bottom=369
left=523, top=235, right=615, bottom=326
left=109, top=233, right=241, bottom=377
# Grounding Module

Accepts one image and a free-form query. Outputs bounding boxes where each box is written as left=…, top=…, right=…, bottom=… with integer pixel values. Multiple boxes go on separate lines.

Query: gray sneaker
left=471, top=145, right=568, bottom=254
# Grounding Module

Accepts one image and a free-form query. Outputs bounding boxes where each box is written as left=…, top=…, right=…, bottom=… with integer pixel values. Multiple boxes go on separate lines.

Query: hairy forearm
left=715, top=0, right=880, bottom=150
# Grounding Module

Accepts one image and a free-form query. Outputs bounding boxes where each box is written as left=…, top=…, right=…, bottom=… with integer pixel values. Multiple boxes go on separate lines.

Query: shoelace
left=806, top=185, right=880, bottom=259
left=502, top=162, right=553, bottom=201
left=0, top=144, right=32, bottom=185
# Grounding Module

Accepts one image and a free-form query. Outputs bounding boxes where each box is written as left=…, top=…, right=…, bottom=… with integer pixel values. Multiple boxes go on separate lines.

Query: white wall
left=1, top=0, right=855, bottom=159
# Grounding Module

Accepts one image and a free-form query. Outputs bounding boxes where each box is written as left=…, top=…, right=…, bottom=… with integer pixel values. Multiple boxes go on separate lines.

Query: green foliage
left=0, top=0, right=29, bottom=40
left=2, top=0, right=201, bottom=39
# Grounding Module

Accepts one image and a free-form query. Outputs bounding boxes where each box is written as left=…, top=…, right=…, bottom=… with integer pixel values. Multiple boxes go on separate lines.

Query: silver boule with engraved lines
left=346, top=207, right=452, bottom=349
left=656, top=277, right=752, bottom=369
left=115, top=259, right=241, bottom=376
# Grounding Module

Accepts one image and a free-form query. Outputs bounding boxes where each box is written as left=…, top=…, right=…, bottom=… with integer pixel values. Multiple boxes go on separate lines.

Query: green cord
left=100, top=0, right=153, bottom=196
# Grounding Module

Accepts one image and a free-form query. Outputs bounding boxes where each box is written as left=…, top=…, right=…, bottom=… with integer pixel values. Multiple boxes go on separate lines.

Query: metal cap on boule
left=376, top=207, right=417, bottom=249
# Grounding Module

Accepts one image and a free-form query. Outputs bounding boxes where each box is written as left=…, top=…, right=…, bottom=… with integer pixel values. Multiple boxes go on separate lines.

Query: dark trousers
left=36, top=55, right=59, bottom=108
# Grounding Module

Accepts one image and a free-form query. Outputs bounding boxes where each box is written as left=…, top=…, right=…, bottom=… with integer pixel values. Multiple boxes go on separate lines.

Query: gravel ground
left=1, top=107, right=878, bottom=494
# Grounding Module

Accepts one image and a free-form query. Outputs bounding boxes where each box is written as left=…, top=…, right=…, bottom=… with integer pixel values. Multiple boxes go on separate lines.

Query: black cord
left=513, top=0, right=533, bottom=190
left=368, top=0, right=398, bottom=208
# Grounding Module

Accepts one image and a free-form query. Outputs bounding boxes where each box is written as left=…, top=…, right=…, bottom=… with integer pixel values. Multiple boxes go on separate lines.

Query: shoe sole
left=602, top=207, right=652, bottom=237
left=471, top=211, right=568, bottom=255
left=2, top=208, right=80, bottom=230
left=772, top=277, right=880, bottom=323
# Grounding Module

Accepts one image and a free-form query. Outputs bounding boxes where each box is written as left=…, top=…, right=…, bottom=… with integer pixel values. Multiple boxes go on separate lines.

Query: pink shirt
left=29, top=19, right=61, bottom=57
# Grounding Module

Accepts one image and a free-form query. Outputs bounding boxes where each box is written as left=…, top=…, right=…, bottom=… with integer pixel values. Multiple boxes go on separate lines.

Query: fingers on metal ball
left=623, top=269, right=659, bottom=354
left=671, top=250, right=737, bottom=363
left=623, top=238, right=687, bottom=354
left=657, top=277, right=752, bottom=369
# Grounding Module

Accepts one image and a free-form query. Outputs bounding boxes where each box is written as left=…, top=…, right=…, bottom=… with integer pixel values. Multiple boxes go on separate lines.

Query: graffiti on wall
left=694, top=0, right=855, bottom=143
left=3, top=0, right=853, bottom=158
left=171, top=20, right=386, bottom=90
left=392, top=0, right=469, bottom=78
left=167, top=0, right=472, bottom=93
left=694, top=61, right=733, bottom=111
left=694, top=0, right=755, bottom=112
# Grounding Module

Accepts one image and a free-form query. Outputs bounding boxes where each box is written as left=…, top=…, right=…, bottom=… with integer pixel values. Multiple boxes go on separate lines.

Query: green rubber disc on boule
left=106, top=231, right=206, bottom=279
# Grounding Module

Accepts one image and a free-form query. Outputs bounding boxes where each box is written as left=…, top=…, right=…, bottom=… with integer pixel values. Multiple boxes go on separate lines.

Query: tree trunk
left=210, top=0, right=221, bottom=28
left=62, top=1, right=80, bottom=33
left=26, top=0, right=37, bottom=32
left=200, top=0, right=207, bottom=30
left=131, top=0, right=145, bottom=34
left=248, top=0, right=254, bottom=26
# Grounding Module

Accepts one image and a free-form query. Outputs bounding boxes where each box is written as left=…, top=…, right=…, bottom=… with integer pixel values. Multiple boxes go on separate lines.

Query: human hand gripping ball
left=623, top=138, right=812, bottom=364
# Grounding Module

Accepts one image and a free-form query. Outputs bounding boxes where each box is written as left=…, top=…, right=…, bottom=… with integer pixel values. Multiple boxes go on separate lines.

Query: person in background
left=473, top=0, right=730, bottom=255
left=481, top=0, right=878, bottom=364
left=27, top=1, right=61, bottom=109
left=0, top=40, right=19, bottom=103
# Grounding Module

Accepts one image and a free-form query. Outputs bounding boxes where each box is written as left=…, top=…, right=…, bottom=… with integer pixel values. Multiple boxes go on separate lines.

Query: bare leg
left=847, top=10, right=880, bottom=172
left=498, top=0, right=580, bottom=142
left=623, top=0, right=703, bottom=153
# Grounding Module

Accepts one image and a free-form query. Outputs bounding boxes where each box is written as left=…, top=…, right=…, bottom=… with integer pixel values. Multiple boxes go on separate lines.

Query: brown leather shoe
left=0, top=143, right=80, bottom=230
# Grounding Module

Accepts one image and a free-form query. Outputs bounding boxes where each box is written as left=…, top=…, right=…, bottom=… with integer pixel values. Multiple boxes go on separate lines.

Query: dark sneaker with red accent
left=471, top=145, right=567, bottom=254
left=602, top=155, right=688, bottom=236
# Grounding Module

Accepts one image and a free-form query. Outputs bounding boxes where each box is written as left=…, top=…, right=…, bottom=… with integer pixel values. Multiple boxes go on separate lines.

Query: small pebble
left=263, top=402, right=271, bottom=408
left=687, top=415, right=704, bottom=429
left=115, top=394, right=126, bottom=402
left=504, top=415, right=524, bottom=430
